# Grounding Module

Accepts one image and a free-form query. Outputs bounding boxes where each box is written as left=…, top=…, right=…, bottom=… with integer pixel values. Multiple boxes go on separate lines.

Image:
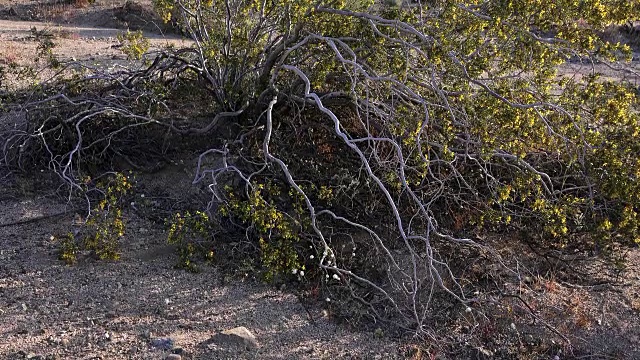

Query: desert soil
left=0, top=195, right=407, bottom=360
left=1, top=1, right=640, bottom=360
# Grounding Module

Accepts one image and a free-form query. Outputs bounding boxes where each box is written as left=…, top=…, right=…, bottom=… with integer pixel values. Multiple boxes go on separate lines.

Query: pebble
left=209, top=327, right=258, bottom=349
left=151, top=338, right=174, bottom=350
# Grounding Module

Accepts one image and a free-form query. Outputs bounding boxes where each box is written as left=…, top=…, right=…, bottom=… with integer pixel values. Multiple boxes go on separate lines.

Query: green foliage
left=152, top=0, right=375, bottom=109
left=54, top=172, right=132, bottom=264
left=220, top=183, right=308, bottom=281
left=55, top=232, right=79, bottom=265
left=83, top=172, right=131, bottom=260
left=166, top=210, right=215, bottom=272
left=13, top=0, right=640, bottom=334
left=117, top=30, right=150, bottom=60
left=148, top=0, right=640, bottom=265
left=30, top=27, right=61, bottom=69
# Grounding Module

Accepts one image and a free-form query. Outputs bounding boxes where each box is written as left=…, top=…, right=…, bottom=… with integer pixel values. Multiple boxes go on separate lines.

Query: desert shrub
left=55, top=232, right=79, bottom=265
left=117, top=30, right=151, bottom=60
left=54, top=172, right=132, bottom=264
left=4, top=0, right=640, bottom=334
left=166, top=210, right=216, bottom=272
left=84, top=172, right=132, bottom=260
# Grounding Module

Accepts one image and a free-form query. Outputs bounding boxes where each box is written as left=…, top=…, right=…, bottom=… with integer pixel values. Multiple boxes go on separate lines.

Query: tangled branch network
left=5, top=0, right=640, bottom=336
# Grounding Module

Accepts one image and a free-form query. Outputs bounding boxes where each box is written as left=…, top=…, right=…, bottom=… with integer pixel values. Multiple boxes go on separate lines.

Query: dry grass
left=54, top=28, right=81, bottom=40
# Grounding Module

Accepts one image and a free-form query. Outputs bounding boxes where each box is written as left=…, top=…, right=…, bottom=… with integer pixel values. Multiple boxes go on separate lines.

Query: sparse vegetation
left=117, top=30, right=150, bottom=60
left=54, top=172, right=132, bottom=263
left=166, top=210, right=215, bottom=272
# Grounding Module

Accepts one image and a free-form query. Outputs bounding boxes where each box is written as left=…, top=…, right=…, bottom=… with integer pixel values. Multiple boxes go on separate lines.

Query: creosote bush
left=4, top=0, right=640, bottom=337
left=219, top=182, right=310, bottom=280
left=55, top=172, right=132, bottom=264
left=117, top=30, right=151, bottom=60
left=166, top=210, right=215, bottom=272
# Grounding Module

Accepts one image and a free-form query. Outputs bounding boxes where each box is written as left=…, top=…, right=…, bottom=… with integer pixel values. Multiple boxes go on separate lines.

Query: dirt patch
left=0, top=0, right=172, bottom=35
left=0, top=204, right=408, bottom=359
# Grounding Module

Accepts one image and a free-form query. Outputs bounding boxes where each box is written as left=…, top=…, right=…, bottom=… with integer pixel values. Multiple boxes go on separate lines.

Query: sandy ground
left=0, top=196, right=407, bottom=360
left=0, top=19, right=189, bottom=76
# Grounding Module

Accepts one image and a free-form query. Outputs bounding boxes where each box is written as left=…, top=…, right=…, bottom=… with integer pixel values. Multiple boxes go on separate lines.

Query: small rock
left=165, top=355, right=181, bottom=360
left=151, top=338, right=174, bottom=350
left=165, top=313, right=180, bottom=320
left=209, top=326, right=258, bottom=349
left=524, top=334, right=535, bottom=344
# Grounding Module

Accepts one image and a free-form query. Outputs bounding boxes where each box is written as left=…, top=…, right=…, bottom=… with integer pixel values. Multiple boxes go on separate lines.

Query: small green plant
left=84, top=172, right=132, bottom=260
left=55, top=232, right=78, bottom=265
left=30, top=27, right=60, bottom=69
left=55, top=172, right=132, bottom=264
left=117, top=30, right=150, bottom=60
left=166, top=210, right=215, bottom=272
left=219, top=183, right=307, bottom=281
left=84, top=173, right=131, bottom=260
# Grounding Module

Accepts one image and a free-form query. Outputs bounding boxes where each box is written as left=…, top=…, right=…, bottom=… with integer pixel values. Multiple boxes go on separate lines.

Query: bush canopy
left=3, top=0, right=640, bottom=333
